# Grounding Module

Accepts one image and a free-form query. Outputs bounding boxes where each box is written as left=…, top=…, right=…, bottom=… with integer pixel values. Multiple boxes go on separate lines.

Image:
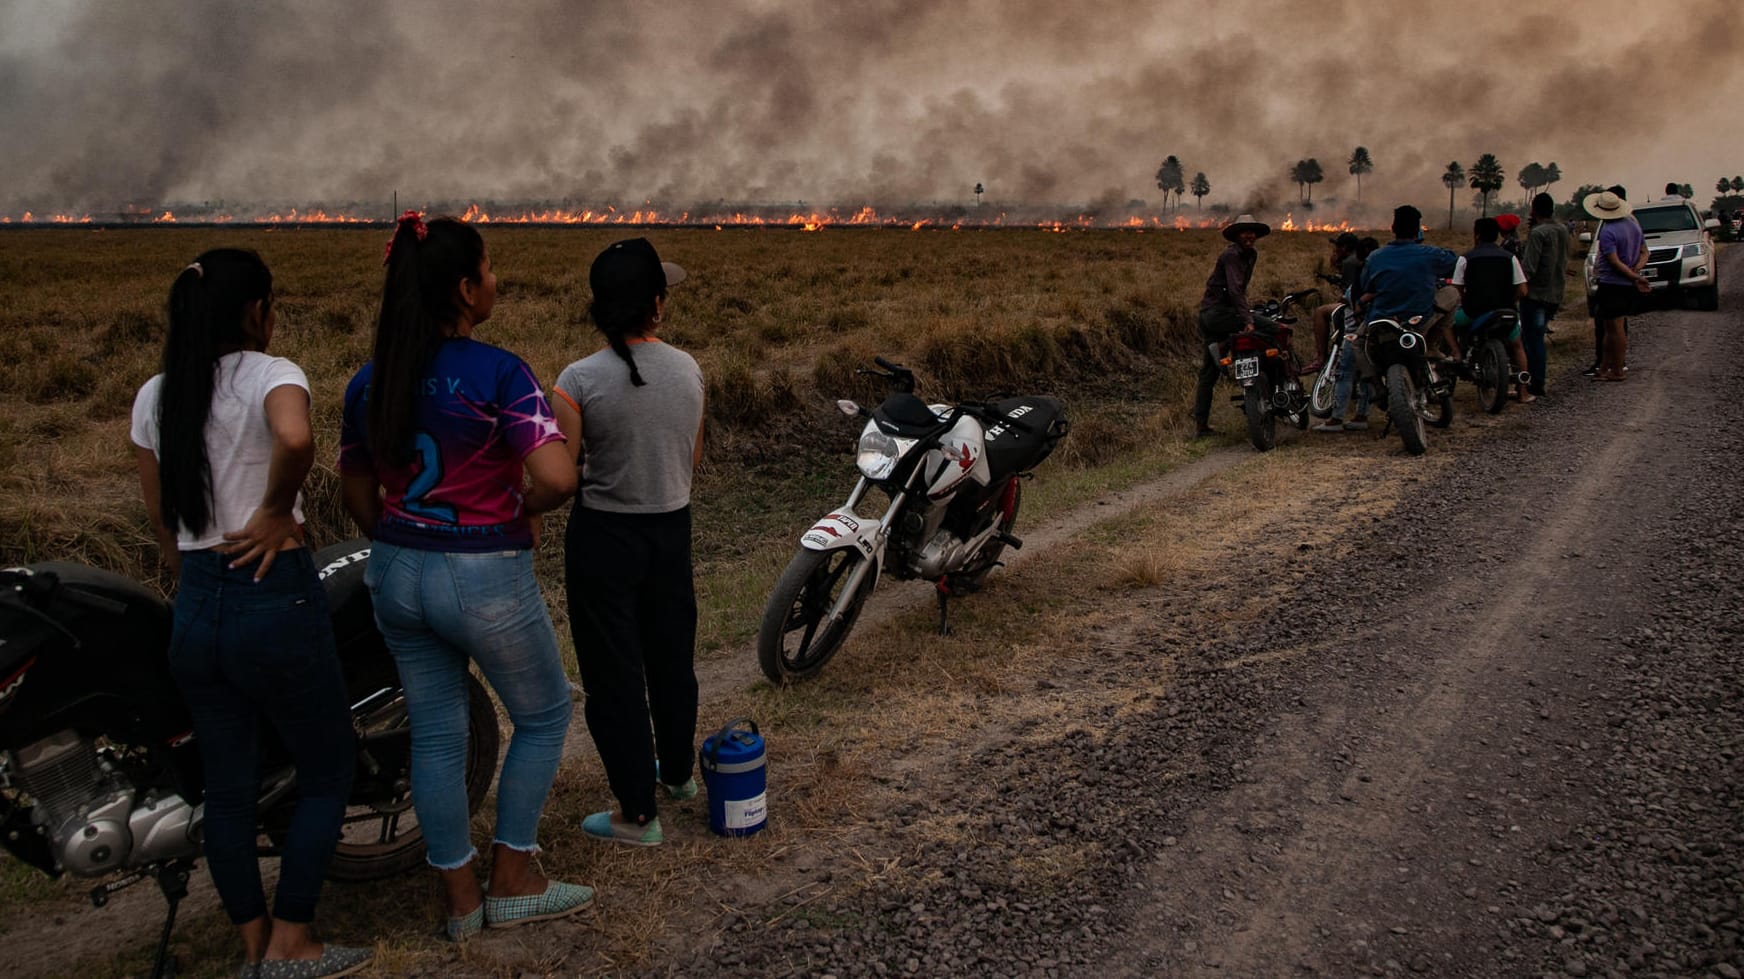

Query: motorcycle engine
left=7, top=730, right=200, bottom=877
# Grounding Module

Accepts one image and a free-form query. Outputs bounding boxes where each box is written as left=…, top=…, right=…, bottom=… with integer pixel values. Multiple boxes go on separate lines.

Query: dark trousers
left=1520, top=299, right=1556, bottom=396
left=169, top=549, right=354, bottom=925
left=1193, top=305, right=1277, bottom=424
left=565, top=506, right=699, bottom=824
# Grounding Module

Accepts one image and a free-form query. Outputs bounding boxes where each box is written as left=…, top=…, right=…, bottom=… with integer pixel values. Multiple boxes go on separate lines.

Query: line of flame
left=0, top=205, right=1357, bottom=233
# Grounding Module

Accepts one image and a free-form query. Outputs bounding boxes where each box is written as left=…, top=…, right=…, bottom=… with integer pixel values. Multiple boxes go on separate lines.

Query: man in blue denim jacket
left=1359, top=205, right=1460, bottom=324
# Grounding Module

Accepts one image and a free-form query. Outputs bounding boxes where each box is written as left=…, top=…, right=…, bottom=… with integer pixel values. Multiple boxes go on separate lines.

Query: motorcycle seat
left=982, top=397, right=1068, bottom=479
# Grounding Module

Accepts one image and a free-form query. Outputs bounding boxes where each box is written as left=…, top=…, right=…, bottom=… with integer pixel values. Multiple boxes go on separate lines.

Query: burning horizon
left=0, top=202, right=1360, bottom=233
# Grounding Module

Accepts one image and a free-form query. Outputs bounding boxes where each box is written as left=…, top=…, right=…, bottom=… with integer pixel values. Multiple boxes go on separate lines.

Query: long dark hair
left=368, top=216, right=485, bottom=462
left=588, top=294, right=655, bottom=387
left=156, top=249, right=273, bottom=537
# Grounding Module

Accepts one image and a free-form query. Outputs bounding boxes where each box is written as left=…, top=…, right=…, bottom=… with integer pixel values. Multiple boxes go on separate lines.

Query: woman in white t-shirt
left=130, top=249, right=369, bottom=979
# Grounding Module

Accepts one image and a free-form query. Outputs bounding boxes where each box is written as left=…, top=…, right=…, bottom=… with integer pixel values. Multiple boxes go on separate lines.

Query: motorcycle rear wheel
left=319, top=673, right=500, bottom=882
left=1386, top=364, right=1429, bottom=456
left=757, top=547, right=877, bottom=684
left=1243, top=375, right=1277, bottom=452
left=1308, top=354, right=1340, bottom=417
left=1475, top=340, right=1509, bottom=415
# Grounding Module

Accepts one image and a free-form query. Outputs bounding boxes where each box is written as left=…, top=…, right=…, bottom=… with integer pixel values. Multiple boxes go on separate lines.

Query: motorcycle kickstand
left=149, top=859, right=195, bottom=979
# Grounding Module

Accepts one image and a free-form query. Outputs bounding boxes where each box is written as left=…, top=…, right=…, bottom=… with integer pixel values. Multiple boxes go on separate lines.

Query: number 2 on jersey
left=403, top=432, right=458, bottom=523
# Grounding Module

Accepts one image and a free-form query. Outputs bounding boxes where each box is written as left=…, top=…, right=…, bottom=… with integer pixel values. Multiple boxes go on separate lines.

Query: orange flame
left=0, top=203, right=1369, bottom=231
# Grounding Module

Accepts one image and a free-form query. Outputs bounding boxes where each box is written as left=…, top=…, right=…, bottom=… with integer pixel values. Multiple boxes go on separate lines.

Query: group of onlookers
left=131, top=218, right=705, bottom=977
left=1193, top=180, right=1656, bottom=436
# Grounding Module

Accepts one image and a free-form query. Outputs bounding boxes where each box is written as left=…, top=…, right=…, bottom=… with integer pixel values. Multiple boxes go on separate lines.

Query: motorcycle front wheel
left=1243, top=375, right=1277, bottom=452
left=757, top=547, right=878, bottom=683
left=1386, top=364, right=1429, bottom=456
left=317, top=673, right=501, bottom=881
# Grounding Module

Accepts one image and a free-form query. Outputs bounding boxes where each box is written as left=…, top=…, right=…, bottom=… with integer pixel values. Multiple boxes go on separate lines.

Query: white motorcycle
left=756, top=357, right=1068, bottom=683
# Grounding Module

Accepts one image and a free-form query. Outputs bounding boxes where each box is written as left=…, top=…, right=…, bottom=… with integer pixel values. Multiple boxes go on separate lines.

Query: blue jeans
left=364, top=543, right=572, bottom=868
left=1520, top=299, right=1556, bottom=395
left=1329, top=337, right=1371, bottom=420
left=169, top=548, right=354, bottom=925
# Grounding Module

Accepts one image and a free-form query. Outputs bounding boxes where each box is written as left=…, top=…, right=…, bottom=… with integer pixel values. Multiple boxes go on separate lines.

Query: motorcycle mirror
left=836, top=400, right=863, bottom=417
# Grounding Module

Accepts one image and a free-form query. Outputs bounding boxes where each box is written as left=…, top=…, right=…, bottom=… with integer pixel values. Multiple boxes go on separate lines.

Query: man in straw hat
left=1584, top=188, right=1649, bottom=382
left=1192, top=213, right=1273, bottom=437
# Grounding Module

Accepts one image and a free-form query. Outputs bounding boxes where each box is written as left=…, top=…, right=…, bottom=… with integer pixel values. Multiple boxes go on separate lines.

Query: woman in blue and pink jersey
left=338, top=213, right=588, bottom=939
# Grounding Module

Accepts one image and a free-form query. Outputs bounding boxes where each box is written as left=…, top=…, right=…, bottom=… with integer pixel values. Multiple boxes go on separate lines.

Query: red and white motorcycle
left=756, top=357, right=1068, bottom=683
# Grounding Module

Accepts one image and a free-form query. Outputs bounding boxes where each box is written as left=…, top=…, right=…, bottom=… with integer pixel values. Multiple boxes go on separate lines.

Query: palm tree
left=1155, top=156, right=1186, bottom=211
left=1348, top=146, right=1374, bottom=204
left=974, top=182, right=984, bottom=206
left=1543, top=162, right=1561, bottom=196
left=1291, top=161, right=1309, bottom=203
left=1442, top=161, right=1465, bottom=229
left=1191, top=172, right=1210, bottom=209
left=1517, top=162, right=1546, bottom=200
left=1468, top=153, right=1505, bottom=217
left=1302, top=158, right=1324, bottom=205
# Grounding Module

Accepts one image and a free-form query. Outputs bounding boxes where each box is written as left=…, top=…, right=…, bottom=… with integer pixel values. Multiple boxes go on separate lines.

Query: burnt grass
left=646, top=288, right=1744, bottom=978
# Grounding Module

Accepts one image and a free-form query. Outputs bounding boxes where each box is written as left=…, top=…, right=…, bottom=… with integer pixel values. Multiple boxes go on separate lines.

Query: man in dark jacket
left=1192, top=213, right=1273, bottom=437
left=1519, top=193, right=1571, bottom=397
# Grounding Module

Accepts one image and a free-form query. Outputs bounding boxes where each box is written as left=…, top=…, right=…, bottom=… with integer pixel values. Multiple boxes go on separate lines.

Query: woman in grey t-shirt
left=552, top=238, right=705, bottom=847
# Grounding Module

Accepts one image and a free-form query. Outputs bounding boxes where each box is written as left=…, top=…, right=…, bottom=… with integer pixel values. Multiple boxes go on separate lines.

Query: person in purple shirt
left=339, top=213, right=590, bottom=940
left=1583, top=190, right=1651, bottom=382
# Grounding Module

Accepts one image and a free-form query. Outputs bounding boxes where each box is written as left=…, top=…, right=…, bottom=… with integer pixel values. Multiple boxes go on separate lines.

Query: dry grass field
left=0, top=224, right=1391, bottom=642
left=0, top=223, right=1503, bottom=976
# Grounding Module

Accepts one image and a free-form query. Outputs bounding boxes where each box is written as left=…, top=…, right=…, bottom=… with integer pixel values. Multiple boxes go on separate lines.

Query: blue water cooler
left=699, top=718, right=766, bottom=837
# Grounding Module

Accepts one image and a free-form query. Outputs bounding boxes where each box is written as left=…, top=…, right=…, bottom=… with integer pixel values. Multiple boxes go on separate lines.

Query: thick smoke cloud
left=2, top=0, right=1739, bottom=214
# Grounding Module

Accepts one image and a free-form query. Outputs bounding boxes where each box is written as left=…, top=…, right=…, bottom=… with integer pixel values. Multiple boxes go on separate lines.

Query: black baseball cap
left=589, top=238, right=687, bottom=308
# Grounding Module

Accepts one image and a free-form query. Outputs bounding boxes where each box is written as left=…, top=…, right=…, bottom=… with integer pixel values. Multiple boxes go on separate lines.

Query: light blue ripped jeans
left=365, top=542, right=572, bottom=868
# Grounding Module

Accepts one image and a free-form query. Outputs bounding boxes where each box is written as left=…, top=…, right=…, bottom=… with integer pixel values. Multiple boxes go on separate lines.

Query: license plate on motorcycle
left=1234, top=357, right=1260, bottom=380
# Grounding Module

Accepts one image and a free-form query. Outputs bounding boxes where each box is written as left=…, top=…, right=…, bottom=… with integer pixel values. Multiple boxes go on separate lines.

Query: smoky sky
left=2, top=0, right=1740, bottom=214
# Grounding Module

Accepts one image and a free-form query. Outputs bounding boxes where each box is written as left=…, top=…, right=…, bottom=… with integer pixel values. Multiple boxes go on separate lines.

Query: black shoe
left=1581, top=365, right=1599, bottom=377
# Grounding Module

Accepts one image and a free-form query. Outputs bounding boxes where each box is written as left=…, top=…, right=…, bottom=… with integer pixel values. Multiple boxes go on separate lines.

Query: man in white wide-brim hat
left=1191, top=213, right=1274, bottom=437
left=1583, top=189, right=1649, bottom=382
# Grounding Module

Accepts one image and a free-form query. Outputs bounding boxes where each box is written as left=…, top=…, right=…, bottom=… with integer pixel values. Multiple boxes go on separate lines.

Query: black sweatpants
left=565, top=505, right=699, bottom=824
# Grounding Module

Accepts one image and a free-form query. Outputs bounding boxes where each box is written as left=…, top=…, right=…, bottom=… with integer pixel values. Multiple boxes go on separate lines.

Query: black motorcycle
left=1354, top=311, right=1455, bottom=455
left=1447, top=308, right=1524, bottom=415
left=1219, top=289, right=1320, bottom=452
left=0, top=539, right=498, bottom=977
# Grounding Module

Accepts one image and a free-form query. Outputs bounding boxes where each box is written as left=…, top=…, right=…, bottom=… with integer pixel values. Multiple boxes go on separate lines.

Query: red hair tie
left=382, top=210, right=428, bottom=265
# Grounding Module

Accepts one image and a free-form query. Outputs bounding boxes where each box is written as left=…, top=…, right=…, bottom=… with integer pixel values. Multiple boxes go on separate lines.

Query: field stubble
left=0, top=224, right=1492, bottom=975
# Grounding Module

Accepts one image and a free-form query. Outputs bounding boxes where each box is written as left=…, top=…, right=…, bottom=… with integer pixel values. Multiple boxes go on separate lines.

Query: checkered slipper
left=445, top=903, right=485, bottom=942
left=485, top=880, right=596, bottom=929
left=256, top=945, right=372, bottom=979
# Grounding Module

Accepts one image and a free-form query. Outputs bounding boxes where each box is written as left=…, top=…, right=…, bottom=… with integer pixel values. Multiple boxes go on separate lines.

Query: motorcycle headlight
left=856, top=429, right=916, bottom=481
